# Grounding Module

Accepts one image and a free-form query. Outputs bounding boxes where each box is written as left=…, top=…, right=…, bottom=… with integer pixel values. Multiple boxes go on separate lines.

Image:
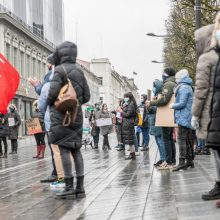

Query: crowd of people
left=0, top=12, right=220, bottom=208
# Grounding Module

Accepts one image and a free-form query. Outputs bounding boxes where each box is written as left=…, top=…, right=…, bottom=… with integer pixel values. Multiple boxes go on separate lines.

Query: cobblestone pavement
left=0, top=134, right=220, bottom=220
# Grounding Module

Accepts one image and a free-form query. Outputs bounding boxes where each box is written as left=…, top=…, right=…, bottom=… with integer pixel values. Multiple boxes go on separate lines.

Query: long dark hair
left=124, top=92, right=137, bottom=109
left=101, top=103, right=108, bottom=111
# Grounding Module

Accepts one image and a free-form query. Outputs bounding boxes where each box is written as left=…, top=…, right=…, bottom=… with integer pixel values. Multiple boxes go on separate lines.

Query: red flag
left=0, top=53, right=20, bottom=114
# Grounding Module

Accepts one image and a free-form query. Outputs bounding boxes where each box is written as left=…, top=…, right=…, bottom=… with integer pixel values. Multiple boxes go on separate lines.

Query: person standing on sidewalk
left=0, top=112, right=9, bottom=158
left=201, top=13, right=220, bottom=204
left=28, top=54, right=58, bottom=183
left=137, top=94, right=150, bottom=151
left=31, top=100, right=46, bottom=159
left=89, top=103, right=100, bottom=149
left=169, top=69, right=194, bottom=171
left=98, top=104, right=112, bottom=150
left=38, top=71, right=65, bottom=188
left=47, top=41, right=90, bottom=199
left=119, top=92, right=138, bottom=160
left=146, top=68, right=176, bottom=169
left=148, top=79, right=166, bottom=167
left=7, top=104, right=21, bottom=154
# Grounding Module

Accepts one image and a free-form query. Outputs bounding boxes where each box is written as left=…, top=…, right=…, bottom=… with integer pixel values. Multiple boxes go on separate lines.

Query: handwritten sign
left=26, top=118, right=43, bottom=135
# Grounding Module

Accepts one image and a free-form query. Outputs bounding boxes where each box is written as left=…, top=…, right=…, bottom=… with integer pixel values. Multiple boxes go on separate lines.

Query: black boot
left=186, top=159, right=195, bottom=168
left=117, top=144, right=125, bottom=151
left=75, top=176, right=86, bottom=198
left=172, top=159, right=187, bottom=171
left=56, top=177, right=75, bottom=199
left=125, top=152, right=136, bottom=160
left=202, top=182, right=220, bottom=200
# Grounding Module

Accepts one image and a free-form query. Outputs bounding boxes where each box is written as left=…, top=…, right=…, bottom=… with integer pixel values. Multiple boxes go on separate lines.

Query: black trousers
left=34, top=133, right=46, bottom=146
left=103, top=134, right=109, bottom=146
left=0, top=137, right=8, bottom=154
left=11, top=139, right=18, bottom=153
left=162, top=127, right=176, bottom=164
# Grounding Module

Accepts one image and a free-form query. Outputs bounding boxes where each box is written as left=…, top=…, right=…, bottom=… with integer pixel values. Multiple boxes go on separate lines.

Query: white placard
left=116, top=112, right=121, bottom=119
left=96, top=118, right=112, bottom=127
left=8, top=118, right=15, bottom=127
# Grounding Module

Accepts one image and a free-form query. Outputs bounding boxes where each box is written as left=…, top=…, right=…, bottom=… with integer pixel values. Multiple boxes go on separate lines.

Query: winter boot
left=75, top=176, right=86, bottom=198
left=56, top=177, right=75, bottom=199
left=117, top=144, right=125, bottom=151
left=33, top=146, right=41, bottom=158
left=38, top=145, right=46, bottom=159
left=186, top=159, right=195, bottom=168
left=125, top=152, right=136, bottom=160
left=202, top=182, right=220, bottom=200
left=172, top=159, right=187, bottom=171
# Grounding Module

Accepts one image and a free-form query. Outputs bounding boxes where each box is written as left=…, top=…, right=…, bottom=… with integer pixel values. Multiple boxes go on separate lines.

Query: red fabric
left=0, top=53, right=20, bottom=114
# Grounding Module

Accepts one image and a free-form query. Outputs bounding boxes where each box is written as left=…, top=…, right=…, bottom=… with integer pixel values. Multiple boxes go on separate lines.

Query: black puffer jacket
left=206, top=47, right=220, bottom=149
left=47, top=41, right=90, bottom=149
left=121, top=101, right=136, bottom=145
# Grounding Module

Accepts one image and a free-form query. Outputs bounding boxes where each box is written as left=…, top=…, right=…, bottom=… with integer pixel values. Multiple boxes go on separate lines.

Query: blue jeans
left=155, top=135, right=166, bottom=161
left=142, top=127, right=150, bottom=147
left=197, top=138, right=205, bottom=148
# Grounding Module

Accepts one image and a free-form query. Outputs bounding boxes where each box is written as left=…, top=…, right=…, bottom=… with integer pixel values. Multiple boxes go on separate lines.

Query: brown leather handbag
left=54, top=65, right=79, bottom=127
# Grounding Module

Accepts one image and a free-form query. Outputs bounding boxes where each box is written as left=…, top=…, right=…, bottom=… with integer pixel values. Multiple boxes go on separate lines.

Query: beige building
left=90, top=58, right=139, bottom=110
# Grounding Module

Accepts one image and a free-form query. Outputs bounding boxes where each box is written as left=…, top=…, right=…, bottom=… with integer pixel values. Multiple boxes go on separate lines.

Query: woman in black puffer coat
left=120, top=92, right=137, bottom=160
left=47, top=41, right=90, bottom=199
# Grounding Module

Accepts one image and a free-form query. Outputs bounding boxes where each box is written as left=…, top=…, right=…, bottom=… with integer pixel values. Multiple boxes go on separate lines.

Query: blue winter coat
left=172, top=76, right=193, bottom=128
left=148, top=80, right=163, bottom=137
left=38, top=72, right=54, bottom=132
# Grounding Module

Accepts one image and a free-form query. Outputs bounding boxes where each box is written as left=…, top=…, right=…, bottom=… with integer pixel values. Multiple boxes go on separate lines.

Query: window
left=20, top=51, right=24, bottom=77
left=13, top=47, right=17, bottom=68
left=6, top=43, right=11, bottom=61
left=32, top=58, right=36, bottom=78
left=26, top=55, right=30, bottom=78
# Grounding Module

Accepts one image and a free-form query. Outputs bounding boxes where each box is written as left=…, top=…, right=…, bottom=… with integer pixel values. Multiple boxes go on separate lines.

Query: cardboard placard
left=26, top=118, right=43, bottom=135
left=155, top=95, right=177, bottom=127
left=8, top=117, right=15, bottom=127
left=96, top=118, right=112, bottom=127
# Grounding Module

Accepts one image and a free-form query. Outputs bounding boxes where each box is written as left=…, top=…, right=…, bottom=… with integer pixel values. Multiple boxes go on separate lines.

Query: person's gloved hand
left=169, top=103, right=174, bottom=109
left=191, top=116, right=200, bottom=129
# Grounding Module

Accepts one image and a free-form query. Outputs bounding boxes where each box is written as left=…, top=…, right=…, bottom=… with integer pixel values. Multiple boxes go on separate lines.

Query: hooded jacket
left=150, top=76, right=176, bottom=106
left=148, top=80, right=163, bottom=136
left=172, top=76, right=193, bottom=128
left=47, top=41, right=90, bottom=148
left=192, top=24, right=218, bottom=138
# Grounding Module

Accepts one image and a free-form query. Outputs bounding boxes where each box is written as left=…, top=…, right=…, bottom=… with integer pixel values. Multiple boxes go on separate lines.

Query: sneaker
left=201, top=148, right=211, bottom=155
left=154, top=160, right=163, bottom=167
left=135, top=151, right=140, bottom=156
left=157, top=162, right=172, bottom=170
left=50, top=178, right=65, bottom=188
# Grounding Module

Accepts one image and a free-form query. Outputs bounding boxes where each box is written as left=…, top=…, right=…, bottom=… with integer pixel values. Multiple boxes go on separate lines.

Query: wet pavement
left=0, top=134, right=220, bottom=220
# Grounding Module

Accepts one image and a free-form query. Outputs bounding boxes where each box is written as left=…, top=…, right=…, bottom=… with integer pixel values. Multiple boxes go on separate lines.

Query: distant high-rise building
left=0, top=0, right=64, bottom=45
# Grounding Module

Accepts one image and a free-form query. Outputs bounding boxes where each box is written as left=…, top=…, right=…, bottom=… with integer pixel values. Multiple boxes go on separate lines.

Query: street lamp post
left=146, top=33, right=169, bottom=38
left=195, top=0, right=201, bottom=30
left=151, top=60, right=165, bottom=64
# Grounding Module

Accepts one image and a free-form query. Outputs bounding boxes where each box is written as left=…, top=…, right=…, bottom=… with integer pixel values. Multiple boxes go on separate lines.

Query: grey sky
left=64, top=0, right=170, bottom=94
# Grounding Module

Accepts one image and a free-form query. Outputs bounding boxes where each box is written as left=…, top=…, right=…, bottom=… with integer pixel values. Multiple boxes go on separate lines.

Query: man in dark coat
left=7, top=104, right=21, bottom=154
left=47, top=41, right=90, bottom=199
left=146, top=67, right=176, bottom=170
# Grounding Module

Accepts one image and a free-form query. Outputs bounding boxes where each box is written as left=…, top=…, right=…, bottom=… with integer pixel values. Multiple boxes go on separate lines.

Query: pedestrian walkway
left=0, top=134, right=220, bottom=220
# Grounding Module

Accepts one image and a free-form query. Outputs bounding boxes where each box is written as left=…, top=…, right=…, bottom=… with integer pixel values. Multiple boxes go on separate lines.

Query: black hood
left=53, top=41, right=77, bottom=66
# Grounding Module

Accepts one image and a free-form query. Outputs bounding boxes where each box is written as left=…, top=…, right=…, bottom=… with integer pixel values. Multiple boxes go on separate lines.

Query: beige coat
left=192, top=24, right=219, bottom=139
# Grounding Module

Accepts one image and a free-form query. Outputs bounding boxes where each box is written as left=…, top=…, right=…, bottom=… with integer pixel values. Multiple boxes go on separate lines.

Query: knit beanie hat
left=47, top=54, right=55, bottom=65
left=175, top=69, right=189, bottom=81
left=163, top=67, right=176, bottom=76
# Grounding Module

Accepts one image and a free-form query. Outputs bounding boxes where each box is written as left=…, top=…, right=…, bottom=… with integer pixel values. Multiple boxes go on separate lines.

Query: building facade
left=90, top=58, right=139, bottom=110
left=0, top=0, right=64, bottom=46
left=0, top=11, right=54, bottom=135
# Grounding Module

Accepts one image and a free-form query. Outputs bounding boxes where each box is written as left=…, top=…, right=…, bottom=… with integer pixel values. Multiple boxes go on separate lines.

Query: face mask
left=124, top=98, right=129, bottom=103
left=140, top=99, right=144, bottom=104
left=9, top=107, right=15, bottom=112
left=162, top=75, right=169, bottom=82
left=216, top=30, right=220, bottom=41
